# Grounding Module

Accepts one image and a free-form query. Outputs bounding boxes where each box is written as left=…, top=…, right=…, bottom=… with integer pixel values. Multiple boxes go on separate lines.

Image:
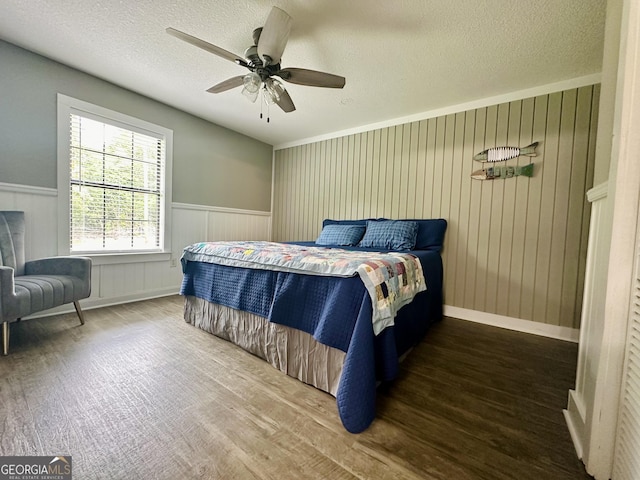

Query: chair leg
left=73, top=301, right=86, bottom=326
left=2, top=322, right=8, bottom=356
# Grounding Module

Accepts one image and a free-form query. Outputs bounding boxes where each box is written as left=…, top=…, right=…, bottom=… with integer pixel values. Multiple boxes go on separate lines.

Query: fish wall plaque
left=474, top=141, right=539, bottom=162
left=471, top=164, right=534, bottom=181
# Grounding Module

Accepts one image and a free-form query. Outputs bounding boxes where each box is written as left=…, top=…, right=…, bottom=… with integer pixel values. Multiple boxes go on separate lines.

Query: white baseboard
left=82, top=287, right=181, bottom=311
left=26, top=287, right=180, bottom=319
left=32, top=297, right=580, bottom=343
left=563, top=388, right=587, bottom=461
left=564, top=407, right=585, bottom=460
left=444, top=305, right=580, bottom=343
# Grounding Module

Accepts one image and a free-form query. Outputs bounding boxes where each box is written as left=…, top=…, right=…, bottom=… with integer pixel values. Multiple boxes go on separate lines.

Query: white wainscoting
left=563, top=181, right=610, bottom=463
left=0, top=183, right=272, bottom=316
left=0, top=182, right=59, bottom=259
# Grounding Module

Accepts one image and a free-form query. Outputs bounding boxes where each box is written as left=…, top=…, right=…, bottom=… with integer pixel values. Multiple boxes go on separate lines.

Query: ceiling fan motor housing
left=244, top=45, right=261, bottom=66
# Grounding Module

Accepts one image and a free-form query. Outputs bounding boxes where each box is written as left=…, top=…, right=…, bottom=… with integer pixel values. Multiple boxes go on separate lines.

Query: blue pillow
left=407, top=218, right=448, bottom=251
left=322, top=218, right=384, bottom=228
left=316, top=224, right=366, bottom=246
left=358, top=220, right=418, bottom=251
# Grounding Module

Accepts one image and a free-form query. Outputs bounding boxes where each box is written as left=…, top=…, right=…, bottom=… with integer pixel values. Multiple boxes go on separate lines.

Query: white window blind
left=69, top=113, right=165, bottom=252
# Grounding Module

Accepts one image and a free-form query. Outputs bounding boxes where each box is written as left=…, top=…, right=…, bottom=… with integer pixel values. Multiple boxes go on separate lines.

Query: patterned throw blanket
left=181, top=241, right=427, bottom=335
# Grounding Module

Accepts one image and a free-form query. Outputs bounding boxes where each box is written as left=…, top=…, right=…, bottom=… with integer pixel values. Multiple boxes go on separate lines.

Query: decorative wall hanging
left=471, top=164, right=534, bottom=180
left=471, top=141, right=539, bottom=180
left=473, top=141, right=538, bottom=162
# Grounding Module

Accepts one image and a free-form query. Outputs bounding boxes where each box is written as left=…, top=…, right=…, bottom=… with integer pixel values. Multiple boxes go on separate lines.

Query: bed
left=179, top=218, right=447, bottom=433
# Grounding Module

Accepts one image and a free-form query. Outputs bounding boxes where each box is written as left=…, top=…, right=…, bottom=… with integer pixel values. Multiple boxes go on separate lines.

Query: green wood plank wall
left=273, top=85, right=599, bottom=330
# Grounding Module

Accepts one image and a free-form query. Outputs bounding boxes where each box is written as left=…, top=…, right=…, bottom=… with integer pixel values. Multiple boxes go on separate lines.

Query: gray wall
left=273, top=85, right=599, bottom=330
left=0, top=40, right=272, bottom=211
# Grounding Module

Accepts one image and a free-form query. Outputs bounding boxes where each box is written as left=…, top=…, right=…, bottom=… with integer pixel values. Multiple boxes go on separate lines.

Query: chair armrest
left=0, top=266, right=16, bottom=321
left=24, top=256, right=92, bottom=282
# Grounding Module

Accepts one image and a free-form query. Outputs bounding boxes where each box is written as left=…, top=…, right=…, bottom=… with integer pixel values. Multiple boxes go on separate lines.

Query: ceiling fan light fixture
left=241, top=72, right=262, bottom=103
left=264, top=78, right=285, bottom=104
left=243, top=72, right=262, bottom=93
left=242, top=85, right=259, bottom=103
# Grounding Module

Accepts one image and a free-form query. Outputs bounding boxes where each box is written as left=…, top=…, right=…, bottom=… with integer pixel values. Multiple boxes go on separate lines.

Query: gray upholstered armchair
left=0, top=211, right=91, bottom=355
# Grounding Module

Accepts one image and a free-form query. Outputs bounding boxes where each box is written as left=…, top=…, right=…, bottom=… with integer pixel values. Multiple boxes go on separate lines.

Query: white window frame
left=57, top=94, right=173, bottom=260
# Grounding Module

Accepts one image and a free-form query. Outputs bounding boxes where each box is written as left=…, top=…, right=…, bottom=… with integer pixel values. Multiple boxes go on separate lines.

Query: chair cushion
left=13, top=275, right=86, bottom=319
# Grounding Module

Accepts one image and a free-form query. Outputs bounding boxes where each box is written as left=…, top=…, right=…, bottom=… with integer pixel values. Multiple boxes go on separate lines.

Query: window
left=58, top=95, right=172, bottom=255
left=69, top=115, right=163, bottom=251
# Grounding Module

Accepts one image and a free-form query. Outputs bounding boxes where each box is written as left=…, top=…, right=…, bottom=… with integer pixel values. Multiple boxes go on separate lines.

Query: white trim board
left=444, top=305, right=580, bottom=343
left=587, top=181, right=609, bottom=202
left=172, top=202, right=270, bottom=216
left=563, top=407, right=585, bottom=460
left=274, top=73, right=602, bottom=150
left=0, top=182, right=57, bottom=196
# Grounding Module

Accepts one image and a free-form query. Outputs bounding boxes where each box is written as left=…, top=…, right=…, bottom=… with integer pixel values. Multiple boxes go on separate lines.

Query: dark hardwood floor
left=0, top=296, right=592, bottom=479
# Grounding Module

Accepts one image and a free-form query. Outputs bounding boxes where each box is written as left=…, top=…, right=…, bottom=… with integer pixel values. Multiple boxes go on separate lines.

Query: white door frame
left=587, top=1, right=640, bottom=477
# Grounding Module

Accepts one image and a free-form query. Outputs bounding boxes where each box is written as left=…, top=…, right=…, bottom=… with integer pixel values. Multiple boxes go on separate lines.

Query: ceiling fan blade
left=276, top=88, right=296, bottom=113
left=206, top=76, right=245, bottom=94
left=277, top=68, right=346, bottom=88
left=166, top=27, right=243, bottom=64
left=257, top=7, right=292, bottom=66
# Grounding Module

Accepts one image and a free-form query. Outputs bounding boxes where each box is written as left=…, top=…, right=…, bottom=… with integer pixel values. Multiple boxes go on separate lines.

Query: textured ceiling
left=0, top=0, right=607, bottom=146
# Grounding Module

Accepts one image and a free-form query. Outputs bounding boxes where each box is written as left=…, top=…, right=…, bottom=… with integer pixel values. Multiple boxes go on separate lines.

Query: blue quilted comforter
left=181, top=241, right=426, bottom=335
left=180, top=242, right=443, bottom=433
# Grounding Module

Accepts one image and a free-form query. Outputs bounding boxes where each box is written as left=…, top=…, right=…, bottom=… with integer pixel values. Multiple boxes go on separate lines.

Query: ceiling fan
left=167, top=6, right=346, bottom=116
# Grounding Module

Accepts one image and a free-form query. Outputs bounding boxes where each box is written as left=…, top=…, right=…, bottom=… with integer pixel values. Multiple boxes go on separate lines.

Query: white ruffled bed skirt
left=183, top=295, right=345, bottom=396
